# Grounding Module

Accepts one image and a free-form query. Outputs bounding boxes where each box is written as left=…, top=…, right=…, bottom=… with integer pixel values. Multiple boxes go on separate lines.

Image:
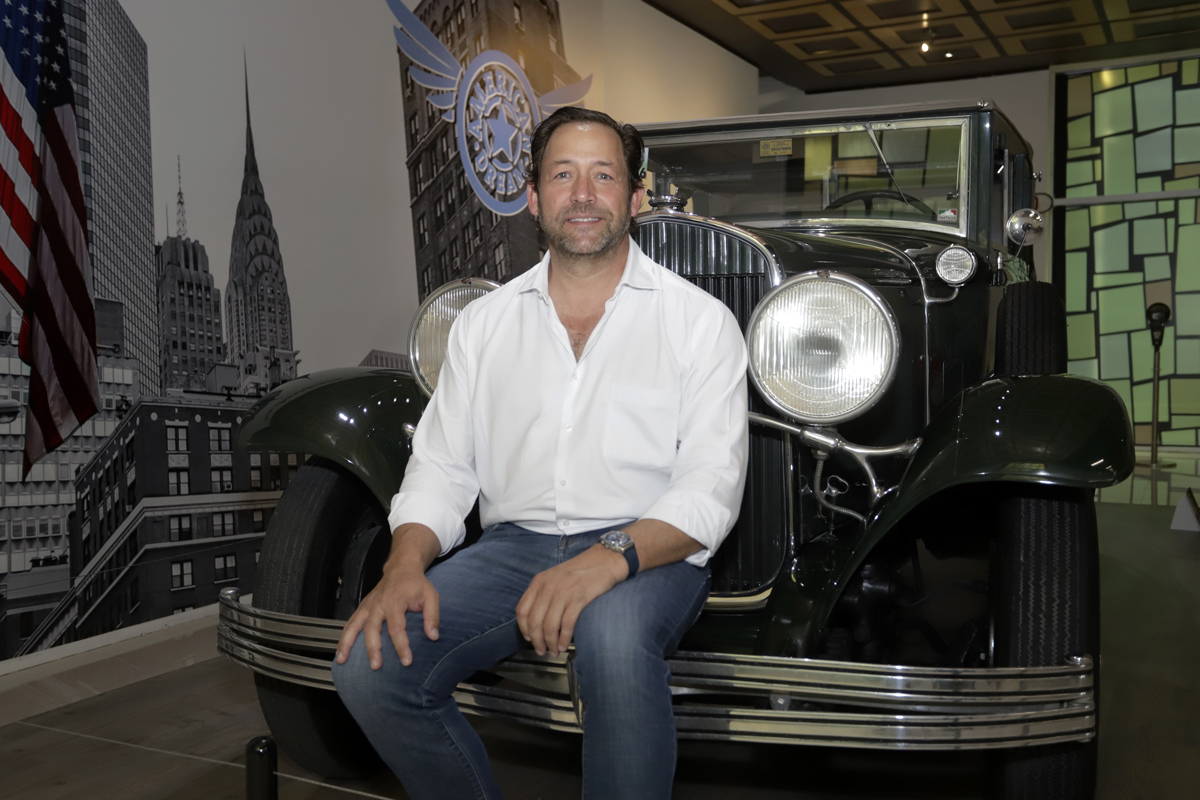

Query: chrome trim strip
left=218, top=590, right=1095, bottom=751
left=703, top=588, right=773, bottom=610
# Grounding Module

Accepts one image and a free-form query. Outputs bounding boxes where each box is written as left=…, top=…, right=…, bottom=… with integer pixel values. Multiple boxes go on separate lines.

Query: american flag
left=1, top=0, right=99, bottom=475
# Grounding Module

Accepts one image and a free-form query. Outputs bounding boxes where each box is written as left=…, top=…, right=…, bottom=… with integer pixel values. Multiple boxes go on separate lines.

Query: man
left=333, top=107, right=748, bottom=800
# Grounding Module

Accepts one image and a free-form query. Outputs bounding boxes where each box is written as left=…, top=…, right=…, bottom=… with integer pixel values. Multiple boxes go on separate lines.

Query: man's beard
left=537, top=201, right=631, bottom=259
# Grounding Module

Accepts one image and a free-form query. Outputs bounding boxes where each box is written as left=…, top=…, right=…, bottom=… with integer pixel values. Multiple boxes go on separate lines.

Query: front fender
left=759, top=374, right=1133, bottom=657
left=238, top=368, right=428, bottom=508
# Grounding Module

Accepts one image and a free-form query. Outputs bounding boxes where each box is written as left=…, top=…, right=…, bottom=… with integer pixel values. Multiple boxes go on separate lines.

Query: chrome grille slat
left=636, top=217, right=786, bottom=596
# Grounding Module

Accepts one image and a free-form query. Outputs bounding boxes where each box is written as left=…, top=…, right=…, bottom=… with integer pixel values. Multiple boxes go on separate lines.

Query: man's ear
left=629, top=184, right=646, bottom=218
left=526, top=182, right=539, bottom=218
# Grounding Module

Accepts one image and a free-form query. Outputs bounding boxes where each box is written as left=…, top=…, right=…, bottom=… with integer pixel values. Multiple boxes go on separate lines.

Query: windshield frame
left=642, top=115, right=972, bottom=239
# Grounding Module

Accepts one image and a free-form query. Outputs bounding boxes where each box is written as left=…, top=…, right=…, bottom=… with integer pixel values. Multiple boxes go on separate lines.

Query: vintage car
left=217, top=100, right=1133, bottom=799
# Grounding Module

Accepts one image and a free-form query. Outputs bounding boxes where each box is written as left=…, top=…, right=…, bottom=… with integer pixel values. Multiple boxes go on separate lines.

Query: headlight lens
left=747, top=272, right=899, bottom=425
left=935, top=245, right=976, bottom=285
left=408, top=278, right=500, bottom=397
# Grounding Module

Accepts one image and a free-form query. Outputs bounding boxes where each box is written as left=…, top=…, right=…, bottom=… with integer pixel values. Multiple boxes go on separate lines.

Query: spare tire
left=995, top=281, right=1067, bottom=376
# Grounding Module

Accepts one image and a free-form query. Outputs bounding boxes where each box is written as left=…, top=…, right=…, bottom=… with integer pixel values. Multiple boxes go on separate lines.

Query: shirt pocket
left=603, top=384, right=680, bottom=472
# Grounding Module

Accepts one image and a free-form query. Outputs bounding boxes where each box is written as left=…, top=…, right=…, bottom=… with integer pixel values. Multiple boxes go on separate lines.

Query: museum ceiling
left=640, top=0, right=1200, bottom=93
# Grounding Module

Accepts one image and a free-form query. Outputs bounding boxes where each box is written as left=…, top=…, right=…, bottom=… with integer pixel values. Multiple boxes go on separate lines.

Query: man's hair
left=526, top=107, right=644, bottom=196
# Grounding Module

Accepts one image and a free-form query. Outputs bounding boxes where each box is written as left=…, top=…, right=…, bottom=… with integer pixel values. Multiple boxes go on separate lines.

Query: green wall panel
left=1133, top=380, right=1170, bottom=423
left=1135, top=77, right=1174, bottom=131
left=1125, top=201, right=1157, bottom=218
left=1172, top=378, right=1200, bottom=414
left=1181, top=198, right=1196, bottom=225
left=1094, top=223, right=1130, bottom=272
left=1162, top=430, right=1198, bottom=445
left=1066, top=160, right=1094, bottom=185
left=1066, top=252, right=1089, bottom=311
left=1133, top=218, right=1167, bottom=254
left=1098, top=284, right=1146, bottom=333
left=1144, top=254, right=1172, bottom=281
left=1135, top=128, right=1173, bottom=173
left=1103, top=134, right=1137, bottom=194
left=1177, top=226, right=1200, bottom=291
left=1173, top=415, right=1200, bottom=428
left=1176, top=125, right=1200, bottom=163
left=1067, top=312, right=1097, bottom=359
left=1065, top=208, right=1091, bottom=250
left=1106, top=378, right=1133, bottom=418
left=1091, top=204, right=1123, bottom=226
left=1100, top=332, right=1131, bottom=379
left=1177, top=294, right=1200, bottom=335
left=1179, top=89, right=1200, bottom=124
left=1094, top=272, right=1144, bottom=287
left=1068, top=358, right=1099, bottom=378
left=1068, top=116, right=1093, bottom=149
left=1131, top=328, right=1175, bottom=382
left=1095, top=87, right=1133, bottom=137
left=1179, top=338, right=1200, bottom=374
left=1185, top=59, right=1199, bottom=85
left=1137, top=176, right=1163, bottom=193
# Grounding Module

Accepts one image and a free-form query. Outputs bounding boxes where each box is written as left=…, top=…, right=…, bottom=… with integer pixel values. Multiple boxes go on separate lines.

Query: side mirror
left=1005, top=209, right=1045, bottom=247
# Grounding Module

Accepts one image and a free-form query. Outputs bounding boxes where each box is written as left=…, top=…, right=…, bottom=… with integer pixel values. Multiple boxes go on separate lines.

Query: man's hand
left=516, top=544, right=627, bottom=657
left=335, top=523, right=442, bottom=670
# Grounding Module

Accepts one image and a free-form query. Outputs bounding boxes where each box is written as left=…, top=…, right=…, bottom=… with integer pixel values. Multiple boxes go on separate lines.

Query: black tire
left=990, top=488, right=1100, bottom=800
left=254, top=457, right=390, bottom=779
left=995, top=281, right=1067, bottom=376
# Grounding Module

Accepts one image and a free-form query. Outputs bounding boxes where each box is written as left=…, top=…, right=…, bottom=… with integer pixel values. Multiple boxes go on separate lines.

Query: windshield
left=642, top=117, right=969, bottom=232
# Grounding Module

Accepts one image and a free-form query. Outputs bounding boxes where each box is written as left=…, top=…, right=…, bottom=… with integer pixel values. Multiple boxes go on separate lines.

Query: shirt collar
left=518, top=236, right=660, bottom=303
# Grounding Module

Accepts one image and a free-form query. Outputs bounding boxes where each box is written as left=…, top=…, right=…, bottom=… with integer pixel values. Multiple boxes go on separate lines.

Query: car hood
left=748, top=226, right=968, bottom=285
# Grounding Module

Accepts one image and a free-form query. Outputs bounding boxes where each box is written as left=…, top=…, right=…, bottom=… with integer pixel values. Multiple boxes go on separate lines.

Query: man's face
left=527, top=123, right=644, bottom=259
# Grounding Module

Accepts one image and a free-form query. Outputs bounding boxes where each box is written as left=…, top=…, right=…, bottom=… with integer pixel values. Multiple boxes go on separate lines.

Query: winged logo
left=387, top=0, right=593, bottom=215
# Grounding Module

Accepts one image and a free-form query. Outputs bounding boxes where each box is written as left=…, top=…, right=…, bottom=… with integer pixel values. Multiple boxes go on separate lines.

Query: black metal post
left=246, top=735, right=278, bottom=800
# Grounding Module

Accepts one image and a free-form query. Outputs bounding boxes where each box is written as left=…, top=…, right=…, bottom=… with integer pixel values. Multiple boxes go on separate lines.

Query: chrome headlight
left=935, top=245, right=976, bottom=286
left=408, top=278, right=501, bottom=397
left=747, top=272, right=899, bottom=425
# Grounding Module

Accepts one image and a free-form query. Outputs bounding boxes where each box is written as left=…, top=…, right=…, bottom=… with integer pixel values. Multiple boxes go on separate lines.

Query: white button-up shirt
left=389, top=239, right=749, bottom=567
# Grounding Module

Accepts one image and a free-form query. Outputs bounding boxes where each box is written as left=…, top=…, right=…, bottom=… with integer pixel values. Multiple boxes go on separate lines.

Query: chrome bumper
left=218, top=588, right=1095, bottom=751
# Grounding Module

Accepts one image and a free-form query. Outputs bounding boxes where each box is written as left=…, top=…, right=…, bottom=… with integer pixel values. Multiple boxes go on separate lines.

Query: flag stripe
left=0, top=81, right=39, bottom=183
left=0, top=237, right=27, bottom=304
left=29, top=291, right=89, bottom=433
left=0, top=56, right=40, bottom=152
left=0, top=164, right=37, bottom=249
left=42, top=106, right=87, bottom=235
left=33, top=146, right=95, bottom=351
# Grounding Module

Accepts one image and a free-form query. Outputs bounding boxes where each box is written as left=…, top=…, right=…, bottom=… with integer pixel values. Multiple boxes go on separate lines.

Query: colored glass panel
left=1179, top=89, right=1200, bottom=125
left=1159, top=200, right=1175, bottom=214
left=1144, top=254, right=1172, bottom=281
left=1137, top=176, right=1163, bottom=193
left=1145, top=278, right=1173, bottom=312
left=1094, top=223, right=1129, bottom=272
left=1067, top=75, right=1092, bottom=117
left=1067, top=146, right=1101, bottom=158
left=1094, top=69, right=1126, bottom=93
left=1066, top=252, right=1088, bottom=311
left=1185, top=60, right=1199, bottom=86
left=1177, top=226, right=1200, bottom=291
left=1168, top=218, right=1175, bottom=253
left=1125, top=201, right=1157, bottom=219
left=1094, top=272, right=1144, bottom=287
left=1095, top=87, right=1134, bottom=138
left=1162, top=430, right=1197, bottom=445
left=1068, top=358, right=1098, bottom=379
left=1178, top=338, right=1200, bottom=374
left=1067, top=116, right=1092, bottom=149
left=1103, top=134, right=1136, bottom=195
left=1173, top=414, right=1200, bottom=428
left=1133, top=218, right=1166, bottom=254
left=1179, top=199, right=1198, bottom=224
left=1128, top=64, right=1160, bottom=85
left=1135, top=128, right=1173, bottom=173
left=1065, top=208, right=1091, bottom=250
left=1167, top=176, right=1200, bottom=190
left=1067, top=184, right=1097, bottom=199
left=1177, top=293, right=1200, bottom=335
left=1067, top=313, right=1097, bottom=359
left=1132, top=380, right=1169, bottom=424
left=1066, top=161, right=1093, bottom=185
left=1090, top=204, right=1122, bottom=226
left=1172, top=378, right=1200, bottom=414
left=1100, top=332, right=1131, bottom=379
left=1098, top=283, right=1146, bottom=333
left=1134, top=77, right=1173, bottom=131
left=1176, top=126, right=1200, bottom=163
left=1131, top=328, right=1174, bottom=382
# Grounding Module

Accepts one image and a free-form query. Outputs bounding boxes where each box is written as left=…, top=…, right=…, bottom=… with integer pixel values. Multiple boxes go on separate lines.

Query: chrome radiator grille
left=636, top=217, right=787, bottom=596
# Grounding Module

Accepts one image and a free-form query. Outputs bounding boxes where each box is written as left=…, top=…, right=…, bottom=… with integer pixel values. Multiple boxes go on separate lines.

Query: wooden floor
left=0, top=502, right=1196, bottom=800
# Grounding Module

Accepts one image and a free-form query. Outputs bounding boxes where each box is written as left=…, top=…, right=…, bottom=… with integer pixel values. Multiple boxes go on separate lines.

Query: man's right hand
left=335, top=523, right=442, bottom=670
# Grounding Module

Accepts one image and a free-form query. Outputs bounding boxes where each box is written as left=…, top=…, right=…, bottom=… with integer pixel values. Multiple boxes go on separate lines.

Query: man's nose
left=571, top=175, right=596, bottom=203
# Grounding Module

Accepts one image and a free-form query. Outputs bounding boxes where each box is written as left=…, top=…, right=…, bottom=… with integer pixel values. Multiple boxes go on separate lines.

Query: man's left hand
left=516, top=544, right=628, bottom=657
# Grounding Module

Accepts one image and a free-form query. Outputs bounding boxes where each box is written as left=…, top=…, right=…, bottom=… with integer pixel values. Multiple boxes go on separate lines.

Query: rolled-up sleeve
left=387, top=310, right=480, bottom=555
left=641, top=302, right=749, bottom=567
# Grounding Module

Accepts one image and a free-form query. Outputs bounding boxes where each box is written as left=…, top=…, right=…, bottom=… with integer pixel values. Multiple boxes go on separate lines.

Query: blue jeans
left=332, top=523, right=711, bottom=800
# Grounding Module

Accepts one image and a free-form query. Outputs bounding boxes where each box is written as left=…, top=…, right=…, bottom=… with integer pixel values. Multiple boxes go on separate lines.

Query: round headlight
left=747, top=272, right=899, bottom=425
left=935, top=245, right=976, bottom=286
left=408, top=278, right=501, bottom=397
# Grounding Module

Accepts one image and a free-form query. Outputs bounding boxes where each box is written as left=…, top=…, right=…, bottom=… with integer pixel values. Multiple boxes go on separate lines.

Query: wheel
left=994, top=281, right=1067, bottom=376
left=824, top=189, right=937, bottom=220
left=990, top=487, right=1099, bottom=800
left=254, top=457, right=390, bottom=779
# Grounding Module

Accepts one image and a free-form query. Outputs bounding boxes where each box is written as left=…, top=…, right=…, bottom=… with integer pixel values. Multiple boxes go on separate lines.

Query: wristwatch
left=600, top=530, right=639, bottom=578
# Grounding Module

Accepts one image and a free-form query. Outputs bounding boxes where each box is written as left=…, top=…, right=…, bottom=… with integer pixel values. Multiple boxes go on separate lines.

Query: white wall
left=561, top=0, right=759, bottom=125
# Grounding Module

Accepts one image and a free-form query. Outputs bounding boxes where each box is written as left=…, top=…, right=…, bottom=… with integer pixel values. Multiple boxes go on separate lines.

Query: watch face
left=602, top=531, right=632, bottom=551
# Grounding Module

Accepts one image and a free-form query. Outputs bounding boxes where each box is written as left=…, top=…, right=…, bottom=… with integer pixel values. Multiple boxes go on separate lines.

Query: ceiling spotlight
left=945, top=52, right=953, bottom=58
left=921, top=42, right=930, bottom=52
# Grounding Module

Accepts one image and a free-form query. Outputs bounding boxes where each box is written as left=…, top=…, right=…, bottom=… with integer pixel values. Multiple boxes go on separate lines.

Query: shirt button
left=563, top=520, right=571, bottom=527
left=565, top=425, right=572, bottom=431
left=560, top=480, right=567, bottom=486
